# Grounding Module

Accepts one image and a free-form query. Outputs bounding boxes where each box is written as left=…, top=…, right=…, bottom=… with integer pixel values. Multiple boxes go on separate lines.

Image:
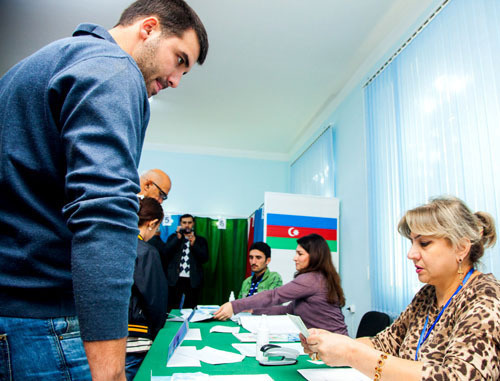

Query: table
left=134, top=317, right=329, bottom=380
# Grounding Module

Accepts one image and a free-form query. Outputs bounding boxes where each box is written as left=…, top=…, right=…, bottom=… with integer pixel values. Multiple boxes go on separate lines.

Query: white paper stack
left=209, top=325, right=240, bottom=334
left=231, top=342, right=305, bottom=357
left=167, top=346, right=244, bottom=367
left=239, top=315, right=300, bottom=335
left=193, top=346, right=245, bottom=365
left=167, top=309, right=213, bottom=323
left=167, top=346, right=201, bottom=368
left=232, top=332, right=300, bottom=342
left=152, top=374, right=274, bottom=381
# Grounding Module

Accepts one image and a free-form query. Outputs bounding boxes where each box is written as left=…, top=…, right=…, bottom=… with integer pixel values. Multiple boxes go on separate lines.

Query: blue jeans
left=125, top=352, right=146, bottom=381
left=0, top=316, right=91, bottom=381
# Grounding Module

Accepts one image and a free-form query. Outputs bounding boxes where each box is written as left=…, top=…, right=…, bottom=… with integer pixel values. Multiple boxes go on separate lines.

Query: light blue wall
left=328, top=89, right=370, bottom=337
left=291, top=88, right=371, bottom=337
left=138, top=149, right=289, bottom=217
left=288, top=0, right=444, bottom=337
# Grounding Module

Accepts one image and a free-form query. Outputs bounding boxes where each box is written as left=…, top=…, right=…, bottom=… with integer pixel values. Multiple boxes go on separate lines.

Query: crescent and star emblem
left=288, top=227, right=299, bottom=237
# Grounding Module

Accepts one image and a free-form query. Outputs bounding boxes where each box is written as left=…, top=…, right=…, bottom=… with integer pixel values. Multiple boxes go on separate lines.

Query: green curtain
left=195, top=217, right=248, bottom=305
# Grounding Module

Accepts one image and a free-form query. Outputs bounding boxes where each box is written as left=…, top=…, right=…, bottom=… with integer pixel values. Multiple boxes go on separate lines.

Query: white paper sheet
left=298, top=368, right=371, bottom=381
left=197, top=305, right=220, bottom=314
left=184, top=328, right=202, bottom=341
left=287, top=314, right=309, bottom=337
left=231, top=343, right=305, bottom=357
left=239, top=315, right=300, bottom=335
left=193, top=346, right=245, bottom=365
left=232, top=332, right=300, bottom=343
left=166, top=309, right=213, bottom=323
left=155, top=373, right=208, bottom=381
left=152, top=374, right=273, bottom=381
left=209, top=325, right=240, bottom=334
left=230, top=311, right=253, bottom=324
left=171, top=373, right=209, bottom=381
left=307, top=359, right=325, bottom=365
left=210, top=375, right=273, bottom=381
left=166, top=346, right=201, bottom=368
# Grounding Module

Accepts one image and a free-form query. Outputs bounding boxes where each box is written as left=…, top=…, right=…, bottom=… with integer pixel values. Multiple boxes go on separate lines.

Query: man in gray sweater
left=0, top=1, right=207, bottom=379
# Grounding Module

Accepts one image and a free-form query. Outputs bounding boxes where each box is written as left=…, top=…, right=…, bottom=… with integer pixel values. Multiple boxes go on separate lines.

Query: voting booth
left=262, top=192, right=340, bottom=284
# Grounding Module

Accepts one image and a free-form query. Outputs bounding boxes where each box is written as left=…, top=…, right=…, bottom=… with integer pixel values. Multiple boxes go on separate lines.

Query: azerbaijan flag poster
left=264, top=192, right=339, bottom=284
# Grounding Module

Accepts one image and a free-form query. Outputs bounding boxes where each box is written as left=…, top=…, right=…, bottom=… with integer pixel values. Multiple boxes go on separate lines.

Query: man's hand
left=213, top=302, right=234, bottom=321
left=186, top=232, right=196, bottom=245
left=83, top=338, right=127, bottom=381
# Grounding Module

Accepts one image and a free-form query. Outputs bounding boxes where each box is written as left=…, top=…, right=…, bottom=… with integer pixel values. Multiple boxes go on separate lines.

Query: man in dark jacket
left=165, top=214, right=209, bottom=310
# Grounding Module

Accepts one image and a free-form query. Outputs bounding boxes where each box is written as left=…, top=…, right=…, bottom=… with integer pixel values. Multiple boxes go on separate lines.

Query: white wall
left=138, top=148, right=289, bottom=217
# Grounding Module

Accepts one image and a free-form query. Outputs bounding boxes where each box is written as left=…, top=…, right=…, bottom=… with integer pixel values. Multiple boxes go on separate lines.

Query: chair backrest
left=356, top=311, right=391, bottom=338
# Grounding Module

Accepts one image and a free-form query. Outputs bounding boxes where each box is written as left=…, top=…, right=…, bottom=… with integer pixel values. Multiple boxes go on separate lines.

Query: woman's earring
left=148, top=227, right=153, bottom=231
left=458, top=258, right=464, bottom=281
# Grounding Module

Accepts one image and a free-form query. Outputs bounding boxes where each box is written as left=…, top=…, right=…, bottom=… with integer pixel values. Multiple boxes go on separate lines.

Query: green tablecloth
left=134, top=317, right=329, bottom=380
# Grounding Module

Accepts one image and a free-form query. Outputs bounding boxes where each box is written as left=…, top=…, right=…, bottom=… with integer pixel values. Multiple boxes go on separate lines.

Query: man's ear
left=139, top=17, right=160, bottom=40
left=265, top=257, right=271, bottom=266
left=149, top=219, right=159, bottom=228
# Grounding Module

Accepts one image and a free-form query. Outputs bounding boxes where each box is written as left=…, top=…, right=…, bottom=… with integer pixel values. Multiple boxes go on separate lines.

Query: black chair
left=356, top=311, right=391, bottom=338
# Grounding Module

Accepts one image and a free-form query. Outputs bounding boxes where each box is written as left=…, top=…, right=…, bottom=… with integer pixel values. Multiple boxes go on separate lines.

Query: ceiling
left=0, top=0, right=436, bottom=160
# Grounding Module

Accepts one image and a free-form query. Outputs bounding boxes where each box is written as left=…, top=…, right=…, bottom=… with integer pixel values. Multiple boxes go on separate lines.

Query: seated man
left=238, top=242, right=283, bottom=298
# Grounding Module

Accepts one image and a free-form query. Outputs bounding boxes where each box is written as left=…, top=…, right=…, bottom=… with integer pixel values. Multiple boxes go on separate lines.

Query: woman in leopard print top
left=301, top=196, right=499, bottom=380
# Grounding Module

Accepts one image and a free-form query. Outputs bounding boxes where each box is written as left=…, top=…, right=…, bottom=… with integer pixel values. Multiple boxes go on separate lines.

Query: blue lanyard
left=414, top=268, right=474, bottom=360
left=247, top=273, right=264, bottom=297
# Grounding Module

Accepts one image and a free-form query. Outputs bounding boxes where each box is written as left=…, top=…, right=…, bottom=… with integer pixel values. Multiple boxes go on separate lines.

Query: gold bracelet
left=373, top=352, right=389, bottom=380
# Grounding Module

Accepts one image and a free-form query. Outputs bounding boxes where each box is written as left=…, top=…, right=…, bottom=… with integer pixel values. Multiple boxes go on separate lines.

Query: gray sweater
left=232, top=271, right=348, bottom=334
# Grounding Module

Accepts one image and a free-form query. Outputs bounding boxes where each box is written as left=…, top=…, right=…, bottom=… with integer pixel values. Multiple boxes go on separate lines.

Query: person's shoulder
left=294, top=271, right=321, bottom=282
left=475, top=272, right=500, bottom=285
left=69, top=23, right=128, bottom=56
left=456, top=273, right=500, bottom=329
left=148, top=235, right=165, bottom=246
left=242, top=275, right=252, bottom=283
left=268, top=270, right=282, bottom=279
left=51, top=24, right=143, bottom=83
left=52, top=26, right=126, bottom=62
left=412, top=283, right=435, bottom=301
left=196, top=235, right=208, bottom=243
left=138, top=239, right=159, bottom=255
left=469, top=273, right=500, bottom=300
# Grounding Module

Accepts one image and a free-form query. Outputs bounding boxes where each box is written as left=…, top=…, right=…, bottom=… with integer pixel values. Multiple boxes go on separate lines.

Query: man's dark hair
left=116, top=0, right=208, bottom=64
left=180, top=213, right=194, bottom=223
left=249, top=242, right=271, bottom=259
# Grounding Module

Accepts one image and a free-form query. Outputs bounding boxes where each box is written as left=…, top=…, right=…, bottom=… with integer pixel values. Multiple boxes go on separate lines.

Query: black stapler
left=258, top=344, right=299, bottom=366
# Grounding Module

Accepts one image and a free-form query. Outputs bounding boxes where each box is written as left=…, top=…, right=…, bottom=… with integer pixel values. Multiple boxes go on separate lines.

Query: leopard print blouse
left=370, top=273, right=500, bottom=380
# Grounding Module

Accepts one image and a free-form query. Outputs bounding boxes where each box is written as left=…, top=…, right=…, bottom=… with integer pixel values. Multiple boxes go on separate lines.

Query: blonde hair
left=398, top=196, right=497, bottom=264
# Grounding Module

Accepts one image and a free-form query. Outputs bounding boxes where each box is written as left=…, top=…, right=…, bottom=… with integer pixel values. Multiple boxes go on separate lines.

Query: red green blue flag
left=266, top=213, right=337, bottom=251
